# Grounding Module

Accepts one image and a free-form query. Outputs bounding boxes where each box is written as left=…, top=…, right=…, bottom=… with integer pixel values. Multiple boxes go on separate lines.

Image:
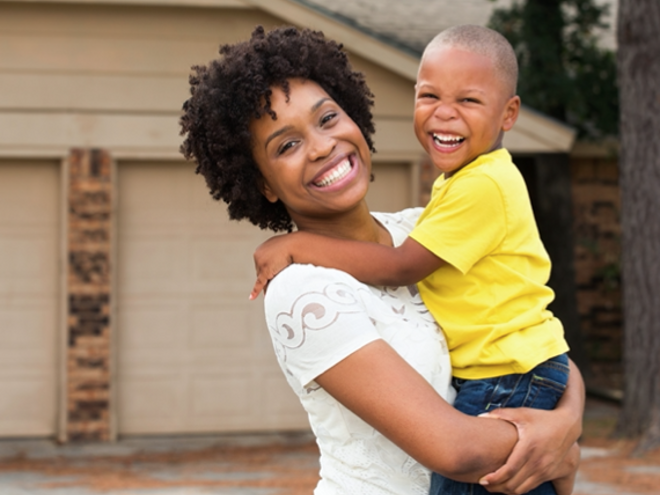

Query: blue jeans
left=429, top=353, right=570, bottom=495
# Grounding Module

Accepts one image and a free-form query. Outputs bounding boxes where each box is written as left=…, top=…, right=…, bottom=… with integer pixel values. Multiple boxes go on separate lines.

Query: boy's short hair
left=424, top=25, right=518, bottom=96
left=180, top=26, right=375, bottom=232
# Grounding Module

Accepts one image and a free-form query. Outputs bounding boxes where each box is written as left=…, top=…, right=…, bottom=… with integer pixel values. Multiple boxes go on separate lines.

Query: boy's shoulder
left=458, top=148, right=524, bottom=191
left=465, top=148, right=515, bottom=176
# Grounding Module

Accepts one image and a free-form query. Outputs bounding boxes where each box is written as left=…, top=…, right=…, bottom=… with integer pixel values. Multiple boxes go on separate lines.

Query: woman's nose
left=308, top=132, right=336, bottom=161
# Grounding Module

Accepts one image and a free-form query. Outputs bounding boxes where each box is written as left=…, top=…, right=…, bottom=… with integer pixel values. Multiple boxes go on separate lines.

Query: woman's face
left=250, top=78, right=372, bottom=230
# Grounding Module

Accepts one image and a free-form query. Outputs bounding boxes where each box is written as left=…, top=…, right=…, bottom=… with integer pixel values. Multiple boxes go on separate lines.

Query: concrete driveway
left=1, top=399, right=659, bottom=494
left=0, top=432, right=319, bottom=495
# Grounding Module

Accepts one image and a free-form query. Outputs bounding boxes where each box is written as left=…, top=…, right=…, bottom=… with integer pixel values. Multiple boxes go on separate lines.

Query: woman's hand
left=477, top=408, right=579, bottom=494
left=251, top=233, right=298, bottom=299
left=478, top=359, right=584, bottom=494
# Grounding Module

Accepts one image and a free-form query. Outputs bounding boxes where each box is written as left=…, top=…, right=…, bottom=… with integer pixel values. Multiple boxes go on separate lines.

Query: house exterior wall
left=0, top=0, right=591, bottom=441
left=0, top=0, right=425, bottom=441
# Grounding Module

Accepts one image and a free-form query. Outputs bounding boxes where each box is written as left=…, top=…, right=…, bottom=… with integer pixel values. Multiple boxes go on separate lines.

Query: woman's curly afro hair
left=180, top=25, right=376, bottom=232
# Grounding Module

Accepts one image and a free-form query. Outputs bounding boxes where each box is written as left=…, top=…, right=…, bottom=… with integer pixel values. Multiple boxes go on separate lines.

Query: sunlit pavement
left=1, top=399, right=660, bottom=494
left=0, top=432, right=320, bottom=495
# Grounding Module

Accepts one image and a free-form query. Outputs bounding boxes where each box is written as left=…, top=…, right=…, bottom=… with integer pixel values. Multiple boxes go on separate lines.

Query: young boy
left=251, top=25, right=571, bottom=495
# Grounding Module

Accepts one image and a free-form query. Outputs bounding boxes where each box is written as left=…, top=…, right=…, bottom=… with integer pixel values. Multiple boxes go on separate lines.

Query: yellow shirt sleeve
left=411, top=174, right=507, bottom=274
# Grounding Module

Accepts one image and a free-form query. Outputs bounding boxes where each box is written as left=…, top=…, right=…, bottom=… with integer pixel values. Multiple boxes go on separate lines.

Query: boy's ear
left=501, top=95, right=521, bottom=132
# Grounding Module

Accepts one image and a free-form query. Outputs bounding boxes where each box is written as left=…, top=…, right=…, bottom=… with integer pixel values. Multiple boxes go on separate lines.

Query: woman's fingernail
left=479, top=478, right=489, bottom=486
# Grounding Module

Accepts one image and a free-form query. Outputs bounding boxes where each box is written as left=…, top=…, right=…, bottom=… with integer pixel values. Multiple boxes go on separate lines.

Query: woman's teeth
left=314, top=159, right=352, bottom=187
left=433, top=133, right=465, bottom=147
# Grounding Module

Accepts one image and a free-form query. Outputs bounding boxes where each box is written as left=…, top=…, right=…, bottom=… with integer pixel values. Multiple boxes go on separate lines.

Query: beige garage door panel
left=118, top=160, right=413, bottom=435
left=0, top=161, right=59, bottom=437
left=118, top=162, right=308, bottom=435
left=367, top=162, right=413, bottom=213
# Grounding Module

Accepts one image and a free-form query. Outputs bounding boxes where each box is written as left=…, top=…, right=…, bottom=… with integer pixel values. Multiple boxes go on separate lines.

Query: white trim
left=109, top=156, right=119, bottom=442
left=2, top=0, right=249, bottom=8
left=57, top=155, right=69, bottom=444
left=0, top=112, right=575, bottom=159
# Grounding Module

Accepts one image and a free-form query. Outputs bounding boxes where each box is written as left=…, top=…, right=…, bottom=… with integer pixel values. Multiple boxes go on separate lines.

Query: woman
left=180, top=26, right=583, bottom=495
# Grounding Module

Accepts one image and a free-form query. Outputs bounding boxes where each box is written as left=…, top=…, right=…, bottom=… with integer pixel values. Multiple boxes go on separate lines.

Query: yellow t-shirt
left=409, top=148, right=569, bottom=379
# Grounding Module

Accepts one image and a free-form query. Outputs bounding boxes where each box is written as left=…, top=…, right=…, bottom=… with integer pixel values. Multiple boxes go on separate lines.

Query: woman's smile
left=311, top=154, right=358, bottom=189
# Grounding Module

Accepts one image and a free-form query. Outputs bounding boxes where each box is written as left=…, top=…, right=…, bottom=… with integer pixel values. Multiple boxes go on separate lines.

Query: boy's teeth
left=433, top=133, right=465, bottom=147
left=314, top=159, right=352, bottom=187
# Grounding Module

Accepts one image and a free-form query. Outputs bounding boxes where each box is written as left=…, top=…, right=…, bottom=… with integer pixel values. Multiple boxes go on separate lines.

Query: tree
left=488, top=0, right=618, bottom=140
left=616, top=0, right=660, bottom=452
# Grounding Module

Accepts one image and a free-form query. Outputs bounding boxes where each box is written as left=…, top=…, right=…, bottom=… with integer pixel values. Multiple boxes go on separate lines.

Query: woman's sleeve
left=264, top=264, right=382, bottom=388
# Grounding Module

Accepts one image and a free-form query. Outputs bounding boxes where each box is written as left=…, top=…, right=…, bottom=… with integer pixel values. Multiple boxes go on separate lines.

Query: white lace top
left=264, top=208, right=455, bottom=495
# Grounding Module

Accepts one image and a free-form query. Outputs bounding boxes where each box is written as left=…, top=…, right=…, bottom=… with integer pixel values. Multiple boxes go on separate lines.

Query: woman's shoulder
left=372, top=208, right=423, bottom=247
left=263, top=264, right=372, bottom=317
left=263, top=264, right=383, bottom=389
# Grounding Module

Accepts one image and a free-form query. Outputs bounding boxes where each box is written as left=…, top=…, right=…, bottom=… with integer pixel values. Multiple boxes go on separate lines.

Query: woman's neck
left=293, top=202, right=393, bottom=247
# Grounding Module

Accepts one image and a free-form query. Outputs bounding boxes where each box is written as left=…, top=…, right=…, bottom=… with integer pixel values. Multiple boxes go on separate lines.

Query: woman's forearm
left=315, top=340, right=518, bottom=481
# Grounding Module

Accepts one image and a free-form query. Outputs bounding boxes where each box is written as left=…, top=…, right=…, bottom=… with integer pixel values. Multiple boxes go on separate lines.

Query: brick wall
left=570, top=157, right=622, bottom=389
left=66, top=149, right=113, bottom=441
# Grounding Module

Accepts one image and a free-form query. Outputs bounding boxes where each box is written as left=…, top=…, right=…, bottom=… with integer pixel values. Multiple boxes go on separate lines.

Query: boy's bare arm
left=250, top=231, right=443, bottom=299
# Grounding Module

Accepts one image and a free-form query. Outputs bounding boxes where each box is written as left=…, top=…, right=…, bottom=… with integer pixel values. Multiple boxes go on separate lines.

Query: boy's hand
left=250, top=234, right=297, bottom=300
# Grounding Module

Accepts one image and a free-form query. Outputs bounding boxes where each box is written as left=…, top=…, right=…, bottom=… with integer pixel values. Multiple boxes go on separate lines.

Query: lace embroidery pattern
left=270, top=282, right=368, bottom=351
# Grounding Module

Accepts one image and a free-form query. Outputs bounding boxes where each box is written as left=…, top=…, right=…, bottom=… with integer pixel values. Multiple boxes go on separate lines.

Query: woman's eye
left=277, top=141, right=296, bottom=155
left=321, top=112, right=337, bottom=125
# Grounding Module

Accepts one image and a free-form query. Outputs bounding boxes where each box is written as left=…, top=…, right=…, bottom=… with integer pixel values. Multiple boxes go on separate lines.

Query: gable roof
left=1, top=0, right=577, bottom=156
left=293, top=0, right=618, bottom=54
left=247, top=0, right=576, bottom=152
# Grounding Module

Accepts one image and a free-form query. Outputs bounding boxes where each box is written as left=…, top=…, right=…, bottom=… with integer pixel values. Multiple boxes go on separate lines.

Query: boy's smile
left=414, top=46, right=520, bottom=178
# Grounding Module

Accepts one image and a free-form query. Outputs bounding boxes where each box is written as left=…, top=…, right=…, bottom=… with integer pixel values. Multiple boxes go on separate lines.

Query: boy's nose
left=433, top=103, right=457, bottom=120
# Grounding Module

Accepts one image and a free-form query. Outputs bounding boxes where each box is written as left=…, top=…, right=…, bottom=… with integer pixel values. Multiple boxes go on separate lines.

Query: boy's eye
left=419, top=93, right=438, bottom=99
left=461, top=97, right=479, bottom=103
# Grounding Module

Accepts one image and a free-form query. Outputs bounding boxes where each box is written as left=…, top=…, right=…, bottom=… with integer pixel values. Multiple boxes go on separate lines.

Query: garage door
left=0, top=160, right=60, bottom=437
left=117, top=160, right=412, bottom=435
left=367, top=161, right=412, bottom=213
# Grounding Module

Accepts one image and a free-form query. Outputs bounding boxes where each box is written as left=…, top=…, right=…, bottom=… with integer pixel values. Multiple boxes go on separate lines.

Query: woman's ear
left=258, top=177, right=279, bottom=203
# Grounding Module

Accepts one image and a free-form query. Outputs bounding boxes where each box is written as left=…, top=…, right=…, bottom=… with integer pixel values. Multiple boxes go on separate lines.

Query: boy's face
left=414, top=46, right=520, bottom=177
